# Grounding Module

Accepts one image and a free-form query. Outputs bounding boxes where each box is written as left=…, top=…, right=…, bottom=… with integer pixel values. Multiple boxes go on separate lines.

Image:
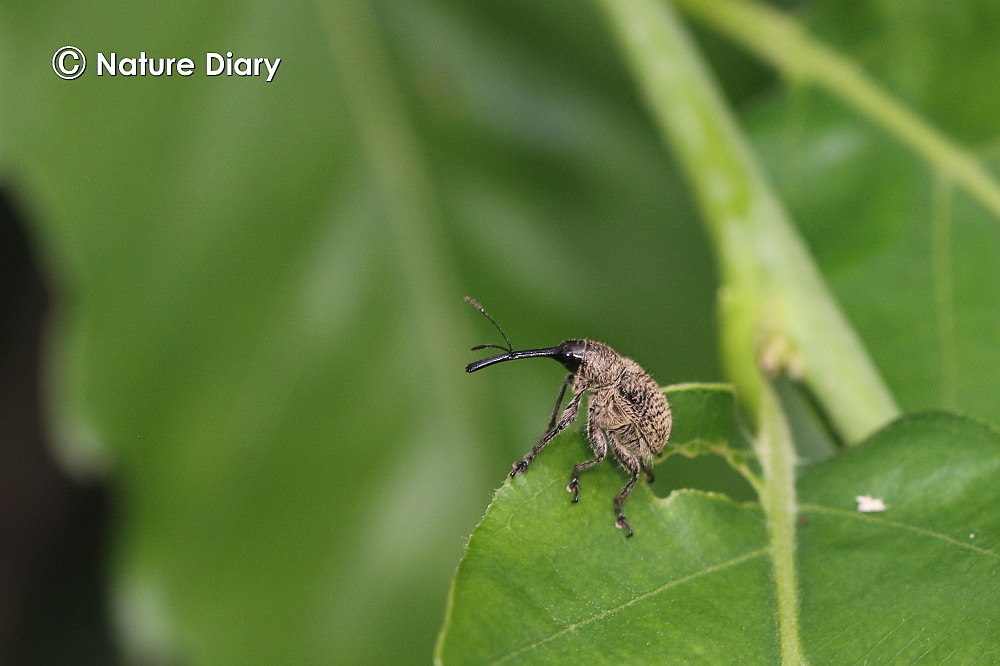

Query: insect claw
left=566, top=479, right=580, bottom=502
left=510, top=459, right=529, bottom=477
left=615, top=515, right=634, bottom=538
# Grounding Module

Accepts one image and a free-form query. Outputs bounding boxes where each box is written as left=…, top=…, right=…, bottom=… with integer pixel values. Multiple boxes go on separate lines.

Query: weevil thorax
left=559, top=339, right=628, bottom=391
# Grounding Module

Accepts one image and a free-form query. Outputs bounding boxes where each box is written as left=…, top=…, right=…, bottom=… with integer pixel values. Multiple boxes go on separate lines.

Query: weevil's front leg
left=546, top=374, right=571, bottom=430
left=510, top=377, right=581, bottom=476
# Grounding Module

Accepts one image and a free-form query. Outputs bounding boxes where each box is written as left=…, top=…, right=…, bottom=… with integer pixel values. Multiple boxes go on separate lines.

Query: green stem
left=597, top=0, right=898, bottom=444
left=676, top=0, right=1000, bottom=220
left=598, top=0, right=815, bottom=661
left=756, top=384, right=806, bottom=664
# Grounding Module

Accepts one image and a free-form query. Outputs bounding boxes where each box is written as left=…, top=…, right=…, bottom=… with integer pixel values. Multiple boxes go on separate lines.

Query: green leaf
left=662, top=382, right=741, bottom=454
left=797, top=412, right=1000, bottom=661
left=656, top=382, right=760, bottom=489
left=436, top=408, right=1000, bottom=664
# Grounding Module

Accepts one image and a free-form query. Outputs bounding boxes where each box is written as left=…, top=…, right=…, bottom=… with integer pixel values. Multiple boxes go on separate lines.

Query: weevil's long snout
left=466, top=340, right=586, bottom=373
left=466, top=346, right=564, bottom=373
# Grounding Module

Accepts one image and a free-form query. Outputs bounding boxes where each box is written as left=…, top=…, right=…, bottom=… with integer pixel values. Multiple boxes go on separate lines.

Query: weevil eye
left=554, top=340, right=587, bottom=372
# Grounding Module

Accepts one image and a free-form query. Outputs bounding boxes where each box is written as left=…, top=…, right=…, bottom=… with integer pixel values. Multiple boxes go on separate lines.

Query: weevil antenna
left=465, top=297, right=513, bottom=353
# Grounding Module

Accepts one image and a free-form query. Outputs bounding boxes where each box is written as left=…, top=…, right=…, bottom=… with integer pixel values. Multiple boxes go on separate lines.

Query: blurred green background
left=4, top=0, right=999, bottom=663
left=0, top=1, right=738, bottom=663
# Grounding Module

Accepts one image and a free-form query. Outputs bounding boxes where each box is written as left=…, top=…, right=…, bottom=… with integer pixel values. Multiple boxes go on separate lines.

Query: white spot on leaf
left=855, top=495, right=887, bottom=513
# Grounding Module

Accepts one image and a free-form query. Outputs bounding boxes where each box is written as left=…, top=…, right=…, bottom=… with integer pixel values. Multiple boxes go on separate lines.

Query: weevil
left=465, top=297, right=671, bottom=537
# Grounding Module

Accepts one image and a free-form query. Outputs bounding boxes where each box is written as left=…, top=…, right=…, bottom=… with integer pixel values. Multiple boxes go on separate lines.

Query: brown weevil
left=465, top=297, right=671, bottom=537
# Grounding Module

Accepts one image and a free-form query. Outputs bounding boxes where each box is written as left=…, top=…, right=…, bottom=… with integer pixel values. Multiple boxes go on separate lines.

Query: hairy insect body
left=556, top=341, right=672, bottom=536
left=575, top=341, right=671, bottom=464
left=464, top=300, right=672, bottom=538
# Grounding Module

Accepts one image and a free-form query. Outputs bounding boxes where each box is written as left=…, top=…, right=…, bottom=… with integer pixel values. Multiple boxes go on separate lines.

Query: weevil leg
left=641, top=463, right=655, bottom=484
left=510, top=382, right=582, bottom=477
left=612, top=441, right=642, bottom=538
left=566, top=415, right=609, bottom=502
left=546, top=374, right=572, bottom=430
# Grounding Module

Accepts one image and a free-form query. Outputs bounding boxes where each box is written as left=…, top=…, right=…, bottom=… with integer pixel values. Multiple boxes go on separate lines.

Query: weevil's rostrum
left=465, top=299, right=671, bottom=537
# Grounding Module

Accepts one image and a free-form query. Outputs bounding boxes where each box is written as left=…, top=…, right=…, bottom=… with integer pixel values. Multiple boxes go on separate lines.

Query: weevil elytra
left=465, top=297, right=671, bottom=537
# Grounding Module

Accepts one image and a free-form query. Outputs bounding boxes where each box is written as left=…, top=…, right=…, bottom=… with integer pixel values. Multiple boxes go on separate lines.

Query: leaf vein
left=489, top=546, right=769, bottom=664
left=800, top=503, right=999, bottom=558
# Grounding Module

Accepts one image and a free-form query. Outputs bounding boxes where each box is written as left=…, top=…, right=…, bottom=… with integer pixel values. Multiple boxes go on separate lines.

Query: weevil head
left=466, top=339, right=590, bottom=374
left=551, top=339, right=587, bottom=372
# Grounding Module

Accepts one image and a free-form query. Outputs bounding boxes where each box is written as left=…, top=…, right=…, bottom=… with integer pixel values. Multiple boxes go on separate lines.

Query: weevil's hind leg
left=612, top=441, right=642, bottom=537
left=613, top=475, right=639, bottom=537
left=641, top=463, right=655, bottom=484
left=566, top=415, right=609, bottom=502
left=510, top=376, right=580, bottom=476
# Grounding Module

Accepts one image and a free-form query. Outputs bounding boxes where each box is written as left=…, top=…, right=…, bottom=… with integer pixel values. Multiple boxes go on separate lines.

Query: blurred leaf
left=0, top=0, right=722, bottom=663
left=436, top=410, right=1000, bottom=664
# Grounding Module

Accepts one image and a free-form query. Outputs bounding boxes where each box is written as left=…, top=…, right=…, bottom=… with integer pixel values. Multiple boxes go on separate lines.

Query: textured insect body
left=465, top=299, right=671, bottom=537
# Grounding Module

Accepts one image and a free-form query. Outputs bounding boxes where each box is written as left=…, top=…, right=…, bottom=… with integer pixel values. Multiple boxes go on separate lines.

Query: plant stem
left=676, top=0, right=1000, bottom=220
left=756, top=383, right=806, bottom=664
left=598, top=1, right=814, bottom=661
left=596, top=0, right=898, bottom=444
